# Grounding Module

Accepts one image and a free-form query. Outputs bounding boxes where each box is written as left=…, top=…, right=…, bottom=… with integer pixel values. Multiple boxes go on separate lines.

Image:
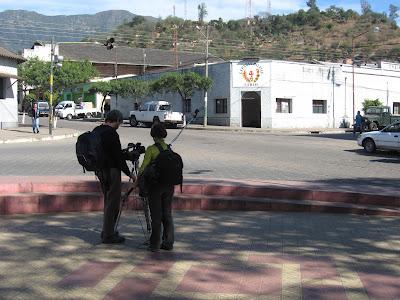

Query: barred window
left=276, top=98, right=292, bottom=113
left=0, top=78, right=4, bottom=99
left=216, top=98, right=227, bottom=114
left=184, top=99, right=191, bottom=113
left=313, top=100, right=327, bottom=114
left=393, top=102, right=400, bottom=115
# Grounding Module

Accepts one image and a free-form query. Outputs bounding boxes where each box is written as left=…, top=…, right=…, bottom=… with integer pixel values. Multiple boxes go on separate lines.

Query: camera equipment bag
left=75, top=126, right=110, bottom=172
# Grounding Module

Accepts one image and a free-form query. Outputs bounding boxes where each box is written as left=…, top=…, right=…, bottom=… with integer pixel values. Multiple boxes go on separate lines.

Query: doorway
left=241, top=91, right=261, bottom=128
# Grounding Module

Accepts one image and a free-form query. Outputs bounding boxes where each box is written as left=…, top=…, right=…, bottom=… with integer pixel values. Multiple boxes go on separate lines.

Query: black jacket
left=96, top=124, right=130, bottom=177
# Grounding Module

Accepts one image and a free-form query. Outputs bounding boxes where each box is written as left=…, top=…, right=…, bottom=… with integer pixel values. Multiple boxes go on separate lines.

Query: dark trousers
left=148, top=184, right=175, bottom=249
left=97, top=168, right=122, bottom=239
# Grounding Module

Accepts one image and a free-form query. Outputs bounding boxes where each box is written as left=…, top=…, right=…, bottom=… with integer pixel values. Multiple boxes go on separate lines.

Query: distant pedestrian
left=31, top=102, right=40, bottom=134
left=353, top=111, right=363, bottom=135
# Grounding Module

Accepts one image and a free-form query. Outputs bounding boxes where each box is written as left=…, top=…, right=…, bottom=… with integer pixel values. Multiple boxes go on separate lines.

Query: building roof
left=0, top=47, right=25, bottom=62
left=58, top=42, right=223, bottom=67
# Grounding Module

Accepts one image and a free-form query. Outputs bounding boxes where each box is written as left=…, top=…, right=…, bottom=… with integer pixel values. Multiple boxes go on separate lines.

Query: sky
left=0, top=0, right=399, bottom=21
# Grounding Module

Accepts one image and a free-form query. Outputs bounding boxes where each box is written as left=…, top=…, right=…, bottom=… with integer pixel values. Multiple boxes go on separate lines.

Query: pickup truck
left=129, top=101, right=185, bottom=128
left=363, top=106, right=400, bottom=131
left=55, top=101, right=100, bottom=120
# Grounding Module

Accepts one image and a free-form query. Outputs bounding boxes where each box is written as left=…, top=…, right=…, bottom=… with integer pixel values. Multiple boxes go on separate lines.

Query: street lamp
left=104, top=38, right=118, bottom=107
left=196, top=25, right=209, bottom=127
left=351, top=26, right=379, bottom=122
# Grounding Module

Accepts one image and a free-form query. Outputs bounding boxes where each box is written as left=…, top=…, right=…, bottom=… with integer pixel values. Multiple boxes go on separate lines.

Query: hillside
left=106, top=8, right=400, bottom=63
left=0, top=10, right=157, bottom=53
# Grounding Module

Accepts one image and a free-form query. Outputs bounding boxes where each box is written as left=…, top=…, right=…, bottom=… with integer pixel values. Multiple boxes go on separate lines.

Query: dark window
left=313, top=100, right=327, bottom=114
left=215, top=98, right=227, bottom=114
left=276, top=98, right=292, bottom=113
left=393, top=102, right=400, bottom=115
left=0, top=77, right=4, bottom=99
left=159, top=104, right=171, bottom=111
left=149, top=104, right=156, bottom=111
left=184, top=99, right=191, bottom=113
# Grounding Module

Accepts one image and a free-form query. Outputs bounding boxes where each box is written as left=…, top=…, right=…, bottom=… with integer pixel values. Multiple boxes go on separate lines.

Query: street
left=1, top=118, right=399, bottom=192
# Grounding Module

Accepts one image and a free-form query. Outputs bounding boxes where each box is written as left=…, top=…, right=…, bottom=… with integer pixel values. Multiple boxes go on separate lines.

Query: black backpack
left=75, top=126, right=109, bottom=172
left=150, top=143, right=183, bottom=186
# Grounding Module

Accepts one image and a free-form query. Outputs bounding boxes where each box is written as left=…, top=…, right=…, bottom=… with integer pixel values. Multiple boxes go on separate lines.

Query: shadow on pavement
left=297, top=132, right=356, bottom=141
left=0, top=205, right=399, bottom=299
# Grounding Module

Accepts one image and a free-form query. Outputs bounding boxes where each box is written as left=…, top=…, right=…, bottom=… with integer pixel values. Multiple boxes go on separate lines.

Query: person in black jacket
left=95, top=110, right=133, bottom=244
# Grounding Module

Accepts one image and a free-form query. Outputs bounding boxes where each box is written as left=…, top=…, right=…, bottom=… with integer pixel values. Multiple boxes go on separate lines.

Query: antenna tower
left=267, top=0, right=272, bottom=16
left=184, top=0, right=187, bottom=20
left=245, top=0, right=252, bottom=25
left=173, top=5, right=176, bottom=17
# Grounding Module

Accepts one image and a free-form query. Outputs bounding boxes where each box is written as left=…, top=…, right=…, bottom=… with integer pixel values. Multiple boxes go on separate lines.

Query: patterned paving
left=0, top=211, right=399, bottom=299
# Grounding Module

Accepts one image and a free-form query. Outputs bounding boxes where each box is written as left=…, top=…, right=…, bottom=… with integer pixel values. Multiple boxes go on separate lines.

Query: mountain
left=0, top=10, right=157, bottom=53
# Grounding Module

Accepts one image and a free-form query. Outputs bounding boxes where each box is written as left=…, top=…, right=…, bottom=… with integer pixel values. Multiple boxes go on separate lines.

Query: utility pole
left=49, top=38, right=54, bottom=135
left=48, top=37, right=63, bottom=135
left=143, top=49, right=146, bottom=74
left=196, top=25, right=209, bottom=126
left=173, top=26, right=179, bottom=69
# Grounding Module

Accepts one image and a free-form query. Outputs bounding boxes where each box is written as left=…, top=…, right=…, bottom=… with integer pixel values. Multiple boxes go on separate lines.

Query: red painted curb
left=0, top=180, right=398, bottom=216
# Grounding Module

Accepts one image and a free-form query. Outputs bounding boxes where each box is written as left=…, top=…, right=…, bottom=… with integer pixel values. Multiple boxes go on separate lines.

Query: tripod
left=114, top=157, right=151, bottom=243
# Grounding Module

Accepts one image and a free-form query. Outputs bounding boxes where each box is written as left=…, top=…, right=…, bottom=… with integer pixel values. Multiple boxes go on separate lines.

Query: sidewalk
left=0, top=210, right=399, bottom=299
left=0, top=123, right=81, bottom=144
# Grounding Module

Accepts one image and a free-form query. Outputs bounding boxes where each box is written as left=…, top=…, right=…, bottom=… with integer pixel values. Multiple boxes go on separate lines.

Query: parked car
left=357, top=121, right=400, bottom=153
left=55, top=101, right=100, bottom=120
left=129, top=100, right=185, bottom=128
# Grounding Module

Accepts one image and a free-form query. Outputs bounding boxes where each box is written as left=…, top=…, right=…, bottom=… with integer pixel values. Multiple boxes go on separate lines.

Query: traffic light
left=54, top=55, right=63, bottom=68
left=104, top=38, right=115, bottom=50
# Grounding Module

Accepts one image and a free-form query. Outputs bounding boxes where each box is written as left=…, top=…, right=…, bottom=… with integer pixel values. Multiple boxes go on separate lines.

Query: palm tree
left=198, top=3, right=208, bottom=24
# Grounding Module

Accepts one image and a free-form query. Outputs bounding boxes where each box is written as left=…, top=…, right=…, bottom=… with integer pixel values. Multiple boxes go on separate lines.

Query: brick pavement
left=0, top=211, right=399, bottom=299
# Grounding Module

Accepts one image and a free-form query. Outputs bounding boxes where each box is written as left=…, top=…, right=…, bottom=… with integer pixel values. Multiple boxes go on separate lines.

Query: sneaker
left=102, top=234, right=125, bottom=244
left=160, top=244, right=173, bottom=251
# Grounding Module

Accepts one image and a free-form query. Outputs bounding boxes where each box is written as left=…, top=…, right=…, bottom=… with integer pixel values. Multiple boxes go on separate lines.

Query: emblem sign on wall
left=233, top=61, right=268, bottom=87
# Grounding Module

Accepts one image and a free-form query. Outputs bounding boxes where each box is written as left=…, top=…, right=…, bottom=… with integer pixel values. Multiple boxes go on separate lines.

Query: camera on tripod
left=122, top=142, right=146, bottom=162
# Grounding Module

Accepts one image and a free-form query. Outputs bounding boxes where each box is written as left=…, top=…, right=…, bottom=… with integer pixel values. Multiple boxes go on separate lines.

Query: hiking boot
left=147, top=246, right=159, bottom=252
left=160, top=244, right=173, bottom=251
left=102, top=234, right=125, bottom=244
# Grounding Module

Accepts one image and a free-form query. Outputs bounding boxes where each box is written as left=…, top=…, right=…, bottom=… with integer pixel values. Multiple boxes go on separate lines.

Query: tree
left=360, top=0, right=372, bottom=15
left=198, top=3, right=208, bottom=24
left=306, top=0, right=318, bottom=11
left=362, top=99, right=383, bottom=111
left=389, top=4, right=399, bottom=21
left=18, top=58, right=98, bottom=103
left=128, top=16, right=146, bottom=27
left=151, top=72, right=212, bottom=112
left=91, top=79, right=150, bottom=115
left=18, top=57, right=50, bottom=97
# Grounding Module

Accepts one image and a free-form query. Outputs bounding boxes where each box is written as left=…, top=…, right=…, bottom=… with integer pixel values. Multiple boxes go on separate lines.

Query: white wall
left=0, top=57, right=19, bottom=129
left=22, top=44, right=56, bottom=61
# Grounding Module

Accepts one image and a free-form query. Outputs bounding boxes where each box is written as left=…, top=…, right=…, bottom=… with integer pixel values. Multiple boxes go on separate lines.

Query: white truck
left=55, top=101, right=100, bottom=120
left=129, top=101, right=185, bottom=128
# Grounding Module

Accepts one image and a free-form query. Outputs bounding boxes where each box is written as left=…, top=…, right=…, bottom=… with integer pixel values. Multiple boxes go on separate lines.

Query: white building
left=0, top=47, right=24, bottom=129
left=115, top=59, right=400, bottom=129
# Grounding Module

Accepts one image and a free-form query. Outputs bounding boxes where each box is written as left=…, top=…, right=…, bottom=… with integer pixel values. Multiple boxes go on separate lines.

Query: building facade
left=115, top=59, right=400, bottom=129
left=0, top=47, right=24, bottom=129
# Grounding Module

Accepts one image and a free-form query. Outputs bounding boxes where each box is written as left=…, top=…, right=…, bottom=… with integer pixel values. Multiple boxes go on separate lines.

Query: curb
left=1, top=180, right=398, bottom=216
left=0, top=131, right=81, bottom=144
left=185, top=126, right=349, bottom=135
